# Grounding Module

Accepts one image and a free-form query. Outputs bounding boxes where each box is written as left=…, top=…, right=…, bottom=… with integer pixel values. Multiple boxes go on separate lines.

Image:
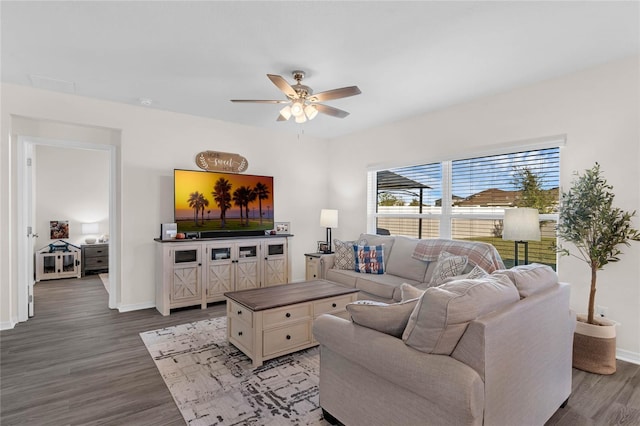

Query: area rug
left=140, top=317, right=328, bottom=426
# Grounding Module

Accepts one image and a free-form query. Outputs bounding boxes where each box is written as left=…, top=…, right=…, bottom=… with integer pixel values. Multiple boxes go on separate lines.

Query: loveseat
left=321, top=234, right=506, bottom=302
left=314, top=259, right=575, bottom=426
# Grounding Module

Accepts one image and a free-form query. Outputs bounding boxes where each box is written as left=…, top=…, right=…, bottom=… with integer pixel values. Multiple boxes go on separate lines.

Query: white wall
left=35, top=145, right=109, bottom=250
left=327, top=55, right=640, bottom=359
left=2, top=55, right=638, bottom=360
left=1, top=86, right=329, bottom=326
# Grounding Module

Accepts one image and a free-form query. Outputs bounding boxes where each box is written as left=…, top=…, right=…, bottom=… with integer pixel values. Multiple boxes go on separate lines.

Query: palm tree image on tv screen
left=174, top=170, right=274, bottom=233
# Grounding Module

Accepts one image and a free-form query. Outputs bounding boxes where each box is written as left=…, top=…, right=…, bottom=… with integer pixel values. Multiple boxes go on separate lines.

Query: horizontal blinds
left=377, top=163, right=442, bottom=210
left=451, top=147, right=560, bottom=211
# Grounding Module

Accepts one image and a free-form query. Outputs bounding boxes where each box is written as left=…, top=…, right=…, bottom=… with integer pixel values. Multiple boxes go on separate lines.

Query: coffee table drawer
left=314, top=294, right=354, bottom=316
left=263, top=304, right=310, bottom=327
left=263, top=322, right=311, bottom=356
left=229, top=318, right=253, bottom=352
left=228, top=301, right=253, bottom=326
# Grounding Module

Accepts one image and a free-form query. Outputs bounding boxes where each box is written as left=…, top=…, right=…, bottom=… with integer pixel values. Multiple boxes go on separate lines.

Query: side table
left=304, top=252, right=330, bottom=280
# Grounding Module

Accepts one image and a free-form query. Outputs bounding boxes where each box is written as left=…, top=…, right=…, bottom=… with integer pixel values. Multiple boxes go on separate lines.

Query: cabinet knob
left=237, top=310, right=242, bottom=315
left=238, top=331, right=243, bottom=336
left=285, top=312, right=291, bottom=318
left=332, top=303, right=337, bottom=308
left=286, top=335, right=291, bottom=340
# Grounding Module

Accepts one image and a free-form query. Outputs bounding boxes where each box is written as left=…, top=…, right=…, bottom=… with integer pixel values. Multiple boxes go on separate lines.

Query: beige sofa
left=313, top=263, right=575, bottom=426
left=322, top=234, right=506, bottom=302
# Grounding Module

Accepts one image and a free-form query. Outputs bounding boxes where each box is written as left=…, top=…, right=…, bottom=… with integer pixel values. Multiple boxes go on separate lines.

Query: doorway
left=17, top=135, right=118, bottom=322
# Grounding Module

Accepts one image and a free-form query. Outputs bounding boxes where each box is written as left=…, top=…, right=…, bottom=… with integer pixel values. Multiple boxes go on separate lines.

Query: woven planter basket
left=573, top=314, right=616, bottom=375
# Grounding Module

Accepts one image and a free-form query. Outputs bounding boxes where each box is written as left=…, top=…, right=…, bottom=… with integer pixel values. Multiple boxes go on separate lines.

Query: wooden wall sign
left=195, top=150, right=248, bottom=173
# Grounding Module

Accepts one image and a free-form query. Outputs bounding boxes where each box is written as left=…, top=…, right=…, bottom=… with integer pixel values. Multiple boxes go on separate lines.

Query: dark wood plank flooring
left=1, top=276, right=224, bottom=426
left=1, top=276, right=639, bottom=425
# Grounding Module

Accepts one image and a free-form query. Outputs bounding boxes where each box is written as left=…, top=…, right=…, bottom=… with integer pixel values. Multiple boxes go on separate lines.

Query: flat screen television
left=174, top=169, right=274, bottom=237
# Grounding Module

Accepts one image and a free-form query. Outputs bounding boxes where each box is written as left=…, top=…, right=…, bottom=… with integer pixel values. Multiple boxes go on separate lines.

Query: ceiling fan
left=230, top=70, right=361, bottom=123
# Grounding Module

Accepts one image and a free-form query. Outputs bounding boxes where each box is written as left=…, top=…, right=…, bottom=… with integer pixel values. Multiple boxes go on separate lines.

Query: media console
left=154, top=235, right=292, bottom=315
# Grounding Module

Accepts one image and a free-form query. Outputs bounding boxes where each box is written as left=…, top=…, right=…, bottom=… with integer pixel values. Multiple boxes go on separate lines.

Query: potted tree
left=557, top=163, right=640, bottom=374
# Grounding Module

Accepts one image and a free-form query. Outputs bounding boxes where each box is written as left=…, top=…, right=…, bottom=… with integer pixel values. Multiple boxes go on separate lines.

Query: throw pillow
left=401, top=283, right=425, bottom=301
left=333, top=238, right=367, bottom=270
left=442, top=265, right=488, bottom=284
left=354, top=244, right=385, bottom=274
left=493, top=263, right=557, bottom=298
left=347, top=298, right=420, bottom=338
left=430, top=251, right=468, bottom=285
left=402, top=274, right=519, bottom=355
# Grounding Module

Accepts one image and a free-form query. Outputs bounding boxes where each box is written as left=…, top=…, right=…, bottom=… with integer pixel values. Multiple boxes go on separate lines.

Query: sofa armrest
left=320, top=253, right=335, bottom=278
left=313, top=314, right=483, bottom=414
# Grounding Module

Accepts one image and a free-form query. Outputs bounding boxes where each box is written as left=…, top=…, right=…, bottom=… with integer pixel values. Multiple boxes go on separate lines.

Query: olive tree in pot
left=557, top=163, right=640, bottom=374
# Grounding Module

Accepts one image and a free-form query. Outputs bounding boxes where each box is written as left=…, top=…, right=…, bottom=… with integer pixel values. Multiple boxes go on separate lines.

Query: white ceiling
left=2, top=1, right=638, bottom=139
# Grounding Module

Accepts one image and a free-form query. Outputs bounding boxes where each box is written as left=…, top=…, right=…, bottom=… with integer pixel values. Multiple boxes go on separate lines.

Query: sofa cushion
left=333, top=238, right=367, bottom=270
left=403, top=274, right=519, bottom=355
left=325, top=268, right=358, bottom=289
left=430, top=251, right=468, bottom=285
left=346, top=298, right=420, bottom=338
left=354, top=244, right=385, bottom=274
left=494, top=263, right=558, bottom=298
left=385, top=236, right=430, bottom=282
left=354, top=273, right=421, bottom=301
left=359, top=234, right=395, bottom=265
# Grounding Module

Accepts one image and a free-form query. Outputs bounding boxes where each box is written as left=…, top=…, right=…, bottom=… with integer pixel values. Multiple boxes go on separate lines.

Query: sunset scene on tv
left=174, top=169, right=274, bottom=233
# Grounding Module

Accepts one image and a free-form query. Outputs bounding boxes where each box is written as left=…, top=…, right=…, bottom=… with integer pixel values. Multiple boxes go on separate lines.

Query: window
left=368, top=146, right=560, bottom=269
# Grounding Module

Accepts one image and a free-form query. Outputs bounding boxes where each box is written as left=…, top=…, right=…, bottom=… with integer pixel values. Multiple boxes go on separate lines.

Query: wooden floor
left=1, top=277, right=639, bottom=426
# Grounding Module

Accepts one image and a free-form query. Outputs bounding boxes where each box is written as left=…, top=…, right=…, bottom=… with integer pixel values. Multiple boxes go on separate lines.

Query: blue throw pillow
left=354, top=244, right=385, bottom=274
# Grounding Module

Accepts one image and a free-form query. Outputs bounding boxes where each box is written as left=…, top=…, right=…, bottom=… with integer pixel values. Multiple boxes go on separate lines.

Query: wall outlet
left=596, top=305, right=608, bottom=317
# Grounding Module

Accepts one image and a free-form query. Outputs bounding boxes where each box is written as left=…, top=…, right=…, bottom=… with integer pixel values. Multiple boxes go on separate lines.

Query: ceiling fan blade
left=267, top=74, right=299, bottom=99
left=276, top=114, right=288, bottom=122
left=308, top=86, right=361, bottom=102
left=315, top=103, right=350, bottom=119
left=230, top=99, right=290, bottom=104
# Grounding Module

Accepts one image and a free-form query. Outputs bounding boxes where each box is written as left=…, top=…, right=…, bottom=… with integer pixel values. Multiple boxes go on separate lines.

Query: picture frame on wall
left=50, top=220, right=69, bottom=239
left=275, top=222, right=290, bottom=234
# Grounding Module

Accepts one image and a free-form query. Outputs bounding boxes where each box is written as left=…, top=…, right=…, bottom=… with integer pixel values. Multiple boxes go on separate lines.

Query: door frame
left=17, top=136, right=118, bottom=322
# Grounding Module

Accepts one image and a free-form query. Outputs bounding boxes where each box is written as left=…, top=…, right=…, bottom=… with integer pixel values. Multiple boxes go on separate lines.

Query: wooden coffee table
left=225, top=280, right=359, bottom=367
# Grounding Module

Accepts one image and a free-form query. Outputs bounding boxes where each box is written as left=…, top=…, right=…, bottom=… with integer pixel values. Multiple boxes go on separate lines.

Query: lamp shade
left=82, top=223, right=99, bottom=235
left=320, top=209, right=338, bottom=228
left=502, top=208, right=541, bottom=241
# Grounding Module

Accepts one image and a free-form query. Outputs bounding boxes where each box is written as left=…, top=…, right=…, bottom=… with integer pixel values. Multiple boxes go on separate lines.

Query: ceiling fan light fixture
left=290, top=101, right=305, bottom=117
left=304, top=104, right=318, bottom=120
left=279, top=105, right=292, bottom=120
left=294, top=113, right=307, bottom=123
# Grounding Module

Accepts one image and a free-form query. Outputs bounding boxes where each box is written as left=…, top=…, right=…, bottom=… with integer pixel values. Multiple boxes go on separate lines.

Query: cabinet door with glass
left=204, top=242, right=235, bottom=302
left=262, top=238, right=288, bottom=287
left=169, top=245, right=202, bottom=305
left=235, top=241, right=260, bottom=291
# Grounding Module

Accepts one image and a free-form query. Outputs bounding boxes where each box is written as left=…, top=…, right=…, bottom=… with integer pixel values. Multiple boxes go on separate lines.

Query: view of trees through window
left=372, top=147, right=560, bottom=269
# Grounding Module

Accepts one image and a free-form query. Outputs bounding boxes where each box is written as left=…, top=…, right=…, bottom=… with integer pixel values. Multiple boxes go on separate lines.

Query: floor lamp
left=502, top=208, right=540, bottom=266
left=320, top=209, right=338, bottom=253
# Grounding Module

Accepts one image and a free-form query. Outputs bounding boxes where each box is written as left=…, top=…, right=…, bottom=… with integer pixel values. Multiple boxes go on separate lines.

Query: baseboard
left=616, top=348, right=640, bottom=365
left=118, top=301, right=156, bottom=313
left=0, top=318, right=18, bottom=330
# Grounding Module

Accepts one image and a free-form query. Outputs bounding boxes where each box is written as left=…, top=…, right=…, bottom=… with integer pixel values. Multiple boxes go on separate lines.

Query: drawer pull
left=238, top=331, right=243, bottom=336
left=286, top=335, right=291, bottom=340
left=237, top=310, right=242, bottom=315
left=332, top=303, right=337, bottom=308
left=285, top=312, right=291, bottom=318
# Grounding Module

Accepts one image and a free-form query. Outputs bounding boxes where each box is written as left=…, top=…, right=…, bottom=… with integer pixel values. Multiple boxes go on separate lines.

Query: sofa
left=314, top=239, right=575, bottom=426
left=321, top=234, right=506, bottom=302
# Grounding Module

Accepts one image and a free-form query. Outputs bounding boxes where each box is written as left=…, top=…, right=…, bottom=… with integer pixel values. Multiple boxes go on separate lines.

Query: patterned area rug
left=140, top=317, right=328, bottom=426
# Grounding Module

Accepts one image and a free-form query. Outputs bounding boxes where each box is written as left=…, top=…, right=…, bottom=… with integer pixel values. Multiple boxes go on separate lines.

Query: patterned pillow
left=333, top=238, right=367, bottom=270
left=354, top=244, right=385, bottom=274
left=430, top=251, right=468, bottom=285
